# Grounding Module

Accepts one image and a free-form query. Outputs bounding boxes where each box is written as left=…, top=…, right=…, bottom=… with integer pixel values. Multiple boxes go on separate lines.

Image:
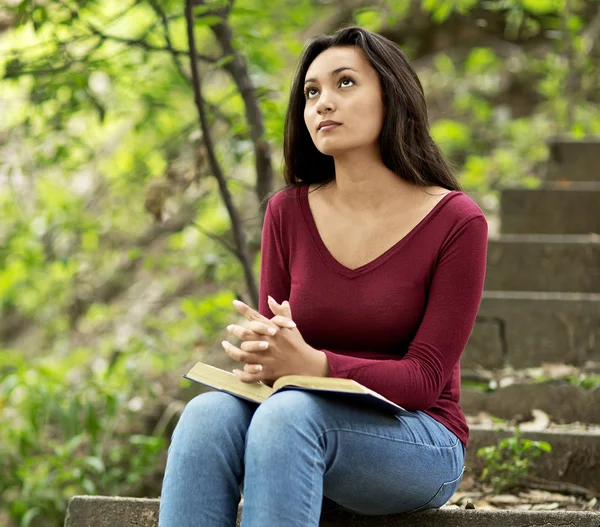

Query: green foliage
left=579, top=375, right=600, bottom=390
left=464, top=48, right=502, bottom=75
left=422, top=0, right=479, bottom=23
left=477, top=428, right=552, bottom=493
left=1, top=0, right=600, bottom=525
left=0, top=350, right=166, bottom=526
left=180, top=290, right=236, bottom=340
left=353, top=8, right=386, bottom=30
left=430, top=119, right=473, bottom=156
left=565, top=373, right=600, bottom=391
left=460, top=379, right=491, bottom=391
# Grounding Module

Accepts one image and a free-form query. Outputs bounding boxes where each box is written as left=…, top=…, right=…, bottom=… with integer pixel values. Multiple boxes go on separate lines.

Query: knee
left=246, top=390, right=321, bottom=446
left=173, top=391, right=252, bottom=443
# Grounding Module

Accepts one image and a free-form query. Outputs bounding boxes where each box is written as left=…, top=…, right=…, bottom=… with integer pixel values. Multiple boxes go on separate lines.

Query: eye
left=304, top=76, right=356, bottom=100
left=304, top=87, right=318, bottom=99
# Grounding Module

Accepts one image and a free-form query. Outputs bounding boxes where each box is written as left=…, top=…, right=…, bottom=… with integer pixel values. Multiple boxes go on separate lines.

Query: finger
left=226, top=324, right=263, bottom=340
left=243, top=363, right=264, bottom=375
left=270, top=315, right=296, bottom=328
left=267, top=295, right=283, bottom=315
left=282, top=300, right=293, bottom=319
left=221, top=340, right=261, bottom=363
left=268, top=296, right=293, bottom=320
left=233, top=368, right=263, bottom=384
left=247, top=321, right=277, bottom=336
left=233, top=300, right=271, bottom=324
left=240, top=340, right=269, bottom=352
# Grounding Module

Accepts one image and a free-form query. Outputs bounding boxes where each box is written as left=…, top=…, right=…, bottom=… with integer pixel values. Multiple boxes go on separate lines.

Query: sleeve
left=321, top=215, right=488, bottom=411
left=258, top=200, right=292, bottom=319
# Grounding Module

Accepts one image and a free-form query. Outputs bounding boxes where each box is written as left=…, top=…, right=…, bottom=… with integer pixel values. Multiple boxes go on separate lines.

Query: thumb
left=268, top=295, right=292, bottom=319
left=267, top=295, right=285, bottom=315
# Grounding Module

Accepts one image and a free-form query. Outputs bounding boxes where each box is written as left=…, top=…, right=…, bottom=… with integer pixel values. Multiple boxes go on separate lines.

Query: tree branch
left=98, top=32, right=192, bottom=57
left=191, top=221, right=241, bottom=259
left=86, top=23, right=215, bottom=60
left=185, top=0, right=258, bottom=307
left=0, top=198, right=204, bottom=344
left=146, top=0, right=190, bottom=82
left=207, top=13, right=275, bottom=211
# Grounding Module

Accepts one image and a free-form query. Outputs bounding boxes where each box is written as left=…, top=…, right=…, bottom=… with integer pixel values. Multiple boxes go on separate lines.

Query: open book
left=184, top=362, right=406, bottom=415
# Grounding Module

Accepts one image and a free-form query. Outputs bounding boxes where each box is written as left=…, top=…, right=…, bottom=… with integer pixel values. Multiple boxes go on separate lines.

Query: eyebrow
left=304, top=67, right=358, bottom=85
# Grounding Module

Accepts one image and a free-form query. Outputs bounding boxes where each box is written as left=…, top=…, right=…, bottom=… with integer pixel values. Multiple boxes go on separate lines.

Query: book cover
left=184, top=362, right=405, bottom=415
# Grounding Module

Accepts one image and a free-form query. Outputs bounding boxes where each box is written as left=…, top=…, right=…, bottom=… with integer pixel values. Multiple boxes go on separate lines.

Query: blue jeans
left=158, top=390, right=466, bottom=526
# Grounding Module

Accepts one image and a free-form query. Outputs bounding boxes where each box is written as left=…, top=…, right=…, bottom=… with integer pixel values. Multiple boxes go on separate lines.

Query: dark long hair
left=281, top=26, right=461, bottom=194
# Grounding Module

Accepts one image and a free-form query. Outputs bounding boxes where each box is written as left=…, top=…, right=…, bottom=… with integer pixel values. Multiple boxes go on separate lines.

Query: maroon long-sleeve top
left=258, top=184, right=488, bottom=447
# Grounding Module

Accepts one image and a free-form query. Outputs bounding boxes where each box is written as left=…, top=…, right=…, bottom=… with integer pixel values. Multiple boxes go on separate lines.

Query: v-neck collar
left=298, top=183, right=459, bottom=278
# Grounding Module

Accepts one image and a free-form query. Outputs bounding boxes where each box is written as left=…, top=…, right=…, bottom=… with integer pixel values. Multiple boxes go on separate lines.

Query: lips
left=318, top=121, right=342, bottom=131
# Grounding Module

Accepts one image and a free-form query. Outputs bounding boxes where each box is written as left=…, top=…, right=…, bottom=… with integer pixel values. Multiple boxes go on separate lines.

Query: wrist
left=305, top=346, right=330, bottom=377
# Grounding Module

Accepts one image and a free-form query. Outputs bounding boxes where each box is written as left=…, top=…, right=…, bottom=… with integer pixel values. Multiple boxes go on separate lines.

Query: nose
left=316, top=88, right=336, bottom=115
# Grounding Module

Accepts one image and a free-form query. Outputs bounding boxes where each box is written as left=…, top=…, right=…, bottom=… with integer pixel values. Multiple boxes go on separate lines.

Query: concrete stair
left=466, top=138, right=600, bottom=368
left=485, top=236, right=600, bottom=293
left=63, top=424, right=600, bottom=525
left=64, top=496, right=600, bottom=526
left=467, top=291, right=600, bottom=368
left=463, top=138, right=600, bottom=503
left=500, top=184, right=600, bottom=235
left=545, top=138, right=600, bottom=182
left=461, top=379, right=600, bottom=424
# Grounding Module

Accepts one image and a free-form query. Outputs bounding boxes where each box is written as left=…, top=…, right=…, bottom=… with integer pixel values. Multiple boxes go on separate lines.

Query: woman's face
left=303, top=45, right=385, bottom=157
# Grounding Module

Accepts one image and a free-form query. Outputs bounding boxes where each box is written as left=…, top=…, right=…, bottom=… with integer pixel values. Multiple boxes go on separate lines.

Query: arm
left=258, top=201, right=291, bottom=319
left=321, top=215, right=488, bottom=411
left=257, top=200, right=329, bottom=378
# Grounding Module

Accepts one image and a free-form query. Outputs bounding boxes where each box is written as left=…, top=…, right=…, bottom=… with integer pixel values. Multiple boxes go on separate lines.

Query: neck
left=330, top=147, right=413, bottom=212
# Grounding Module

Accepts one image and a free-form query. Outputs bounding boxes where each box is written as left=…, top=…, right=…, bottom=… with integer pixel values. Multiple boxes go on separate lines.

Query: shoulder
left=264, top=184, right=304, bottom=223
left=427, top=191, right=488, bottom=252
left=440, top=191, right=487, bottom=227
left=435, top=192, right=488, bottom=257
left=265, top=185, right=305, bottom=225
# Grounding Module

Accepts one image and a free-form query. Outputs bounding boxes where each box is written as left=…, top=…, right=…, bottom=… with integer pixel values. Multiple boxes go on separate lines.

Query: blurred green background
left=1, top=0, right=599, bottom=525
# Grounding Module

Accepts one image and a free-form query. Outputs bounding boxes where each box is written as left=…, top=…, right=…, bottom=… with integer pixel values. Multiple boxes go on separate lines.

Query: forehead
left=305, top=46, right=367, bottom=79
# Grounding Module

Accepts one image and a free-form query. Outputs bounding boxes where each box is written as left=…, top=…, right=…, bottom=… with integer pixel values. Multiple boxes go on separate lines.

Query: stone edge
left=64, top=495, right=600, bottom=527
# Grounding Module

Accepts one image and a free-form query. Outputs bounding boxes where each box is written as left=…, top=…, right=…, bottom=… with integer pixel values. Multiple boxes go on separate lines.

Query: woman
left=159, top=26, right=487, bottom=526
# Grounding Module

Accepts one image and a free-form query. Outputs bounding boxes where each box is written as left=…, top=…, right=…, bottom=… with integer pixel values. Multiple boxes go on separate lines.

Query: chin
left=316, top=142, right=360, bottom=157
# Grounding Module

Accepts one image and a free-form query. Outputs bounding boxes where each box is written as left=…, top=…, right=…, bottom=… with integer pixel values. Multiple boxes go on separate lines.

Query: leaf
left=534, top=441, right=552, bottom=453
left=194, top=15, right=223, bottom=26
left=353, top=8, right=384, bottom=29
left=84, top=456, right=105, bottom=473
left=65, top=434, right=86, bottom=454
left=422, top=0, right=455, bottom=23
left=4, top=57, right=22, bottom=79
left=214, top=54, right=235, bottom=69
left=21, top=507, right=41, bottom=527
left=81, top=478, right=96, bottom=495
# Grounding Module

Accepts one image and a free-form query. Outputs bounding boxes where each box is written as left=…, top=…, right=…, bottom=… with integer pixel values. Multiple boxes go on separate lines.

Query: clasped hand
left=222, top=295, right=312, bottom=384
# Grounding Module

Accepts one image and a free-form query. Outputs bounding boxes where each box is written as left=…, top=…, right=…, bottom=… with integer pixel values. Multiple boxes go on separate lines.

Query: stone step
left=64, top=496, right=600, bottom=526
left=500, top=183, right=600, bottom=235
left=485, top=235, right=600, bottom=293
left=467, top=426, right=600, bottom=494
left=464, top=291, right=600, bottom=369
left=461, top=381, right=600, bottom=424
left=545, top=138, right=600, bottom=182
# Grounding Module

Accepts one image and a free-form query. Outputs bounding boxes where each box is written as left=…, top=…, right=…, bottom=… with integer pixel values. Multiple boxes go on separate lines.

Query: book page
left=185, top=362, right=274, bottom=403
left=272, top=375, right=405, bottom=411
left=273, top=375, right=369, bottom=393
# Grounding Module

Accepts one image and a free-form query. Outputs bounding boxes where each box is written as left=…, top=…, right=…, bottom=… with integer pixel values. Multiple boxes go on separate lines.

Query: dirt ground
left=451, top=473, right=599, bottom=512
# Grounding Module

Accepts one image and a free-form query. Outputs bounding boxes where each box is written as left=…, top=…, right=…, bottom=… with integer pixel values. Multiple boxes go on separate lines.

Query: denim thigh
left=302, top=394, right=466, bottom=515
